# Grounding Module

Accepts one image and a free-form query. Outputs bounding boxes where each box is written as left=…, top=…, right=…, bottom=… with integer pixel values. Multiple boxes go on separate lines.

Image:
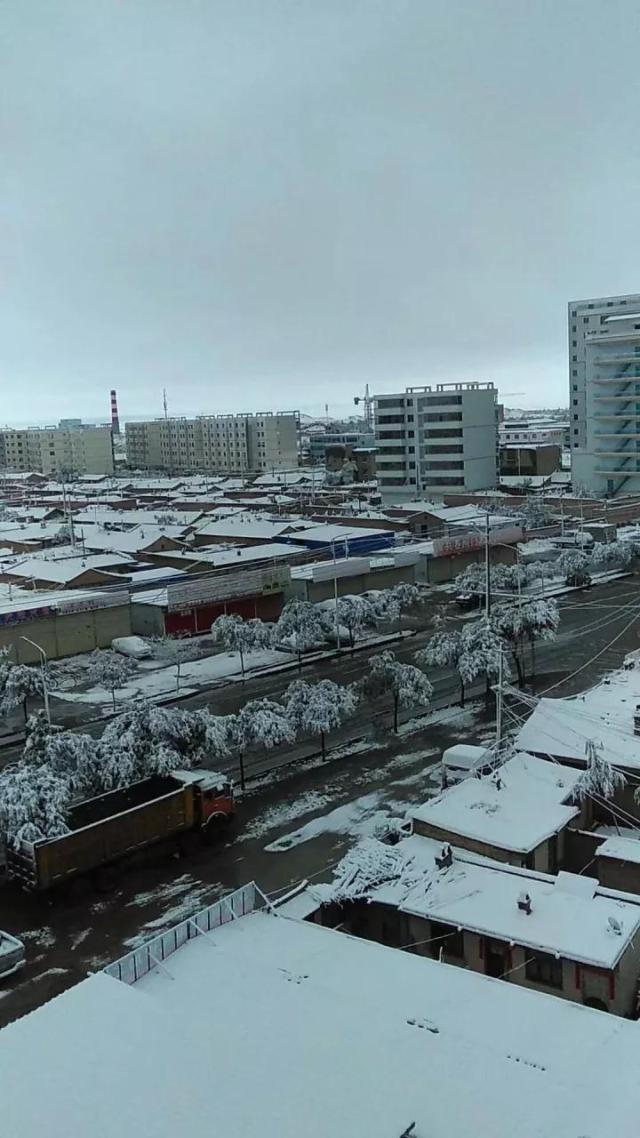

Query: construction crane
left=353, top=383, right=373, bottom=430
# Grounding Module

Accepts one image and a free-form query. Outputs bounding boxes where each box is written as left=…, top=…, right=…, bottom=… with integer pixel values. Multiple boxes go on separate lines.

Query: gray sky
left=3, top=0, right=640, bottom=424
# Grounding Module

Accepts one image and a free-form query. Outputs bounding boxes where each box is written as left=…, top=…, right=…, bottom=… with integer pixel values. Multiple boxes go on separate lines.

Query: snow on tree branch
left=574, top=739, right=625, bottom=802
left=86, top=649, right=136, bottom=711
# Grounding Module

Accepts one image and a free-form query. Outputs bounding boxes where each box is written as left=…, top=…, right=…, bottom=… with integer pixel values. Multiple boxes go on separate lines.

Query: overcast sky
left=3, top=0, right=640, bottom=425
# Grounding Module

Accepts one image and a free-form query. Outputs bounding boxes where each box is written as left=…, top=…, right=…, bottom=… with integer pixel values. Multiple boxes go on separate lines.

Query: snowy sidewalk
left=49, top=630, right=416, bottom=719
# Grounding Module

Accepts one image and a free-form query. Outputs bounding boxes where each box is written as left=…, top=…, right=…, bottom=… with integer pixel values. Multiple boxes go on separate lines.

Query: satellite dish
left=608, top=915, right=623, bottom=936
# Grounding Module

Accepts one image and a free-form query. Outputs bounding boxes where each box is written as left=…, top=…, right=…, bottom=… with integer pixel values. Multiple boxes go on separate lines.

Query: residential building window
left=572, top=355, right=577, bottom=362
left=574, top=429, right=578, bottom=435
left=583, top=316, right=589, bottom=323
left=572, top=370, right=577, bottom=377
left=525, top=952, right=563, bottom=989
left=573, top=399, right=578, bottom=405
left=573, top=414, right=578, bottom=420
left=572, top=385, right=578, bottom=391
left=572, top=340, right=577, bottom=348
left=429, top=921, right=464, bottom=959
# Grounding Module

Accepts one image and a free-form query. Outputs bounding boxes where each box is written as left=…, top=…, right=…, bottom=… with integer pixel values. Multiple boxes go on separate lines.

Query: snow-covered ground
left=51, top=648, right=297, bottom=710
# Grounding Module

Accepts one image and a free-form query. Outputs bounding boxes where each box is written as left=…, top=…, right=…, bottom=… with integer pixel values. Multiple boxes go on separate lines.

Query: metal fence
left=104, top=882, right=267, bottom=985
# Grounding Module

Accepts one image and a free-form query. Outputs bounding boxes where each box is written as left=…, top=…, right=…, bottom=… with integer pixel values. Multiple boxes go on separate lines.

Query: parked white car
left=0, top=931, right=25, bottom=980
left=111, top=636, right=152, bottom=660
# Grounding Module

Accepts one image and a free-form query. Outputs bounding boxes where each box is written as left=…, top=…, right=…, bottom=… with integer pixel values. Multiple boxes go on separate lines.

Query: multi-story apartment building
left=125, top=412, right=299, bottom=474
left=374, top=382, right=498, bottom=501
left=0, top=425, right=114, bottom=477
left=569, top=293, right=640, bottom=496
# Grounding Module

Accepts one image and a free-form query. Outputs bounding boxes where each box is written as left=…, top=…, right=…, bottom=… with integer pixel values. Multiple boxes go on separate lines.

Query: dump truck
left=6, top=769, right=234, bottom=892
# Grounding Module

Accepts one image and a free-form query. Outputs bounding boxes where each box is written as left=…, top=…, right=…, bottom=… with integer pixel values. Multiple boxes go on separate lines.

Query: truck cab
left=171, top=770, right=235, bottom=835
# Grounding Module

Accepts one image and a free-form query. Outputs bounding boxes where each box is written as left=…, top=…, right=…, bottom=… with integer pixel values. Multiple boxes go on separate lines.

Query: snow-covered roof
left=286, top=523, right=394, bottom=544
left=597, top=836, right=640, bottom=865
left=72, top=508, right=203, bottom=527
left=0, top=585, right=129, bottom=616
left=381, top=835, right=640, bottom=968
left=2, top=555, right=134, bottom=584
left=191, top=516, right=312, bottom=541
left=77, top=524, right=189, bottom=553
left=442, top=743, right=492, bottom=771
left=5, top=898, right=640, bottom=1137
left=412, top=753, right=581, bottom=853
left=516, top=667, right=640, bottom=771
left=170, top=542, right=296, bottom=568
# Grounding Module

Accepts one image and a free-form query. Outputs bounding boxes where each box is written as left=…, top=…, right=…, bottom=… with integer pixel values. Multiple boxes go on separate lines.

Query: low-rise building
left=0, top=586, right=132, bottom=661
left=412, top=752, right=585, bottom=872
left=314, top=833, right=640, bottom=1016
left=500, top=443, right=561, bottom=477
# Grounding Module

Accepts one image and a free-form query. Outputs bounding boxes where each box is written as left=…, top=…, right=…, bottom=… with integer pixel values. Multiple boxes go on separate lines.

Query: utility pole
left=484, top=511, right=491, bottom=617
left=332, top=540, right=341, bottom=650
left=496, top=649, right=503, bottom=747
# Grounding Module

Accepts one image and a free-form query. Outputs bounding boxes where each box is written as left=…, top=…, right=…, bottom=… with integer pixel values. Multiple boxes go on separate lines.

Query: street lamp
left=331, top=539, right=341, bottom=650
left=20, top=636, right=51, bottom=726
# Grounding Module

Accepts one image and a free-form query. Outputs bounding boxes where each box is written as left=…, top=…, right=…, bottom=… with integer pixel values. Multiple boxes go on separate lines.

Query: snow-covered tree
left=153, top=635, right=192, bottom=692
left=97, top=704, right=226, bottom=790
left=370, top=583, right=421, bottom=628
left=525, top=559, right=558, bottom=588
left=590, top=540, right=637, bottom=570
left=457, top=617, right=506, bottom=693
left=453, top=562, right=486, bottom=598
left=0, top=761, right=71, bottom=847
left=575, top=739, right=625, bottom=803
left=558, top=550, right=591, bottom=588
left=520, top=497, right=556, bottom=530
left=22, top=710, right=51, bottom=764
left=86, top=649, right=136, bottom=712
left=334, top=596, right=375, bottom=649
left=273, top=601, right=327, bottom=666
left=283, top=678, right=358, bottom=759
left=227, top=698, right=295, bottom=788
left=0, top=661, right=44, bottom=724
left=54, top=523, right=72, bottom=545
left=360, top=650, right=433, bottom=732
left=211, top=613, right=272, bottom=679
left=416, top=629, right=466, bottom=705
left=492, top=598, right=559, bottom=686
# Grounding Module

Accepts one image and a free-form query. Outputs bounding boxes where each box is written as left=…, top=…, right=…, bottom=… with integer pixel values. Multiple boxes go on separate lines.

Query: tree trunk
left=530, top=636, right=536, bottom=678
left=459, top=678, right=465, bottom=708
left=239, top=647, right=245, bottom=681
left=176, top=662, right=181, bottom=693
left=111, top=689, right=117, bottom=712
left=239, top=751, right=246, bottom=792
left=320, top=731, right=326, bottom=760
left=23, top=698, right=28, bottom=726
left=513, top=651, right=524, bottom=689
left=393, top=694, right=399, bottom=733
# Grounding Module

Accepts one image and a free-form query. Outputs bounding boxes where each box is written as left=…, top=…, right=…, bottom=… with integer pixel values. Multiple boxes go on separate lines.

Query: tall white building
left=569, top=293, right=640, bottom=497
left=0, top=425, right=114, bottom=477
left=374, top=382, right=498, bottom=501
left=125, top=412, right=299, bottom=474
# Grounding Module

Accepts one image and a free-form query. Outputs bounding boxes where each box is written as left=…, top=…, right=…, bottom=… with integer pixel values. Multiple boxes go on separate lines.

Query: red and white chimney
left=110, top=389, right=120, bottom=435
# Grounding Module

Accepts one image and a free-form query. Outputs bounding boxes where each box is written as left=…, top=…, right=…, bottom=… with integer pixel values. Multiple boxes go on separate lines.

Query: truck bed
left=7, top=777, right=194, bottom=891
